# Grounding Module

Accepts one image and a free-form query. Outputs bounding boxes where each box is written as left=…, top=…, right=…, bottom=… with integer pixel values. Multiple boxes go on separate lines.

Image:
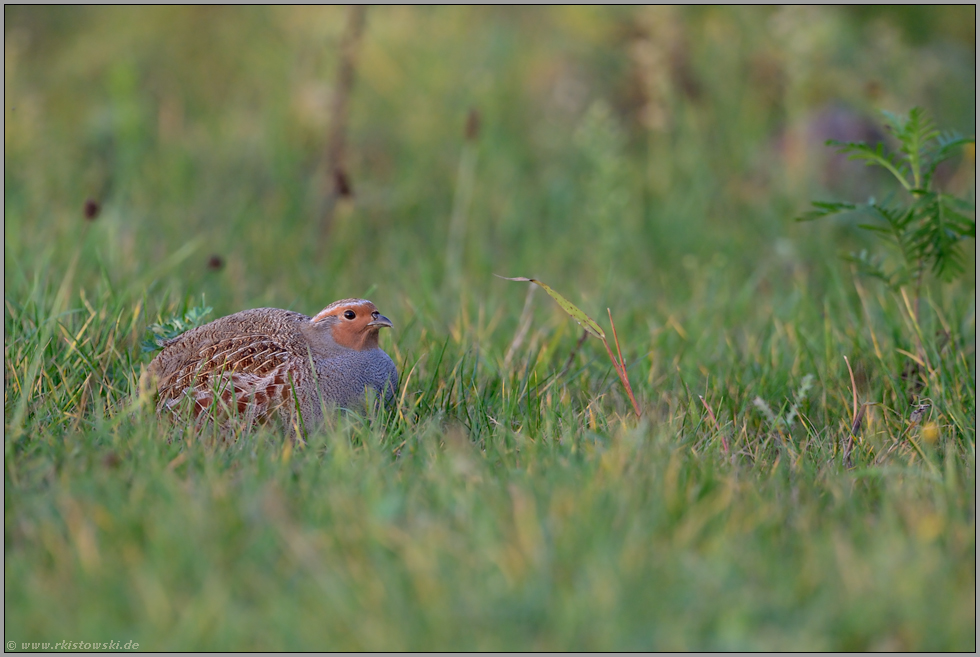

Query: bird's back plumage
left=145, top=301, right=397, bottom=432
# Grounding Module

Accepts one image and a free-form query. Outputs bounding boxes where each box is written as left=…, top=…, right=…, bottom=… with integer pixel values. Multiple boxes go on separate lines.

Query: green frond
left=923, top=132, right=975, bottom=188
left=828, top=140, right=911, bottom=189
left=794, top=200, right=857, bottom=222
left=841, top=249, right=900, bottom=288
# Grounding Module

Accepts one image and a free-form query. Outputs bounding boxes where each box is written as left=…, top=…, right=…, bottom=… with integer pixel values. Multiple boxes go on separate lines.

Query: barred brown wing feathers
left=156, top=335, right=301, bottom=422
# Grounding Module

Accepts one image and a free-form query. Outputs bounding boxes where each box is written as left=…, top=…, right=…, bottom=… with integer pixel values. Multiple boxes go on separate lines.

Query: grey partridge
left=145, top=298, right=398, bottom=430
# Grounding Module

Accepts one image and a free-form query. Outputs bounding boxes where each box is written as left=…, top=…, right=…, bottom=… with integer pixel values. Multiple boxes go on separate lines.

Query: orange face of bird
left=310, top=298, right=393, bottom=350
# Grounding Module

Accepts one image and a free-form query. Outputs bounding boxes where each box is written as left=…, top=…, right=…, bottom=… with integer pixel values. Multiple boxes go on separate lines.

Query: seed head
left=334, top=168, right=353, bottom=198
left=465, top=108, right=481, bottom=142
left=83, top=198, right=100, bottom=220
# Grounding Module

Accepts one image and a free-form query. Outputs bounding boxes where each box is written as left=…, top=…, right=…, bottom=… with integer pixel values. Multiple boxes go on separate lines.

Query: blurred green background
left=5, top=6, right=975, bottom=318
left=4, top=6, right=976, bottom=651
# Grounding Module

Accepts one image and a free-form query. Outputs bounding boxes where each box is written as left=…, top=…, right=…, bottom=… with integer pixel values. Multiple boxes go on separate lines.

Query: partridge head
left=146, top=298, right=398, bottom=432
left=308, top=298, right=394, bottom=352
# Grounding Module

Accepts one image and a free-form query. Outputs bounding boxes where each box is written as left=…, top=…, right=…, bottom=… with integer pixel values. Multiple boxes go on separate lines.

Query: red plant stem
left=843, top=355, right=858, bottom=428
left=605, top=309, right=641, bottom=418
left=608, top=309, right=626, bottom=377
left=699, top=395, right=727, bottom=454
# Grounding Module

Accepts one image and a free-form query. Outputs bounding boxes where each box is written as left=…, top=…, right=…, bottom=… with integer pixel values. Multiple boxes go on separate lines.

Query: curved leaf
left=495, top=275, right=605, bottom=339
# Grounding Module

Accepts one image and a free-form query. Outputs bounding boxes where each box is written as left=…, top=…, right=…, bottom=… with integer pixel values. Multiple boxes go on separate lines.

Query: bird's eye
left=343, top=310, right=356, bottom=320
left=372, top=311, right=379, bottom=319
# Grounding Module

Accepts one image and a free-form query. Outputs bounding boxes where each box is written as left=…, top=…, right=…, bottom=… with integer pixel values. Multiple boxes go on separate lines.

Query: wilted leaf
left=495, top=275, right=605, bottom=339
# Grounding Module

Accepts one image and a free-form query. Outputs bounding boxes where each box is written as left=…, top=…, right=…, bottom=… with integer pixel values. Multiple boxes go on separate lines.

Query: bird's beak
left=368, top=314, right=393, bottom=329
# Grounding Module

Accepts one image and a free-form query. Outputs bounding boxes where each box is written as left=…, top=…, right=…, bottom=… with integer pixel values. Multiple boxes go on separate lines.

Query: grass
left=4, top=6, right=976, bottom=651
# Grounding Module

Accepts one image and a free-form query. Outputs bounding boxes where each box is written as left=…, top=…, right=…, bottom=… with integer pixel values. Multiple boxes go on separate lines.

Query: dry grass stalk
left=321, top=5, right=368, bottom=239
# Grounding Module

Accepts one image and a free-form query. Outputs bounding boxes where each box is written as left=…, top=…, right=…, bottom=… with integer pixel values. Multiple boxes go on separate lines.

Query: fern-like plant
left=797, top=107, right=975, bottom=307
left=141, top=300, right=213, bottom=353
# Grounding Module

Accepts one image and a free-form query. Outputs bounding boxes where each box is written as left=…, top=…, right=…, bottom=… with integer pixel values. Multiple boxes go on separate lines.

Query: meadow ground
left=4, top=6, right=976, bottom=650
